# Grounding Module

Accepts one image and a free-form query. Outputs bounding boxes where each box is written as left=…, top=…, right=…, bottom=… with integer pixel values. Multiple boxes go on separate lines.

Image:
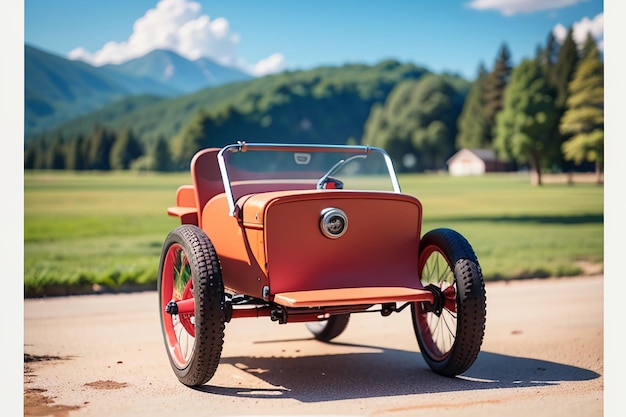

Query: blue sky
left=23, top=0, right=605, bottom=80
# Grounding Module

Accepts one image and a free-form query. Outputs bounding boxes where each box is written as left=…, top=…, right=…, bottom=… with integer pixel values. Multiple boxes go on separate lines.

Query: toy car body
left=159, top=142, right=487, bottom=386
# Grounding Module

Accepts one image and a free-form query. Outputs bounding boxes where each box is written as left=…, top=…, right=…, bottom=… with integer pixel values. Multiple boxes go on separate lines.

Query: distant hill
left=24, top=45, right=255, bottom=137
left=30, top=59, right=470, bottom=149
left=25, top=45, right=176, bottom=136
left=29, top=77, right=255, bottom=144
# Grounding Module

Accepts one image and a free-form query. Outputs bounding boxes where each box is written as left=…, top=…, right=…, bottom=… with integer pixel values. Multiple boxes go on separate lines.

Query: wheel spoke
left=416, top=245, right=457, bottom=360
left=441, top=310, right=456, bottom=349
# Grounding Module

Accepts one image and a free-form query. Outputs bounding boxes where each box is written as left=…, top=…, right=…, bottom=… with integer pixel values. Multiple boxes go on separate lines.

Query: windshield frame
left=217, top=142, right=402, bottom=216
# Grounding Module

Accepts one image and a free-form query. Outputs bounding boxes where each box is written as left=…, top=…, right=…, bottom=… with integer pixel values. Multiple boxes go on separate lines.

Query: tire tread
left=413, top=228, right=487, bottom=376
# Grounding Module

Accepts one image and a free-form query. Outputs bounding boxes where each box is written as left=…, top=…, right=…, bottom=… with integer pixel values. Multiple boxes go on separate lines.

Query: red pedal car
left=158, top=142, right=487, bottom=386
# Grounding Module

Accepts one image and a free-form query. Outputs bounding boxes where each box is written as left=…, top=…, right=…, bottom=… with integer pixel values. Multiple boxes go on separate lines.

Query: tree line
left=24, top=26, right=603, bottom=184
left=457, top=28, right=603, bottom=184
left=24, top=126, right=173, bottom=172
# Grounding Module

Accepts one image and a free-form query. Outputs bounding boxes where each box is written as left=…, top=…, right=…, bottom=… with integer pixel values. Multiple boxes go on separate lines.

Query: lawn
left=23, top=171, right=604, bottom=297
left=399, top=173, right=603, bottom=279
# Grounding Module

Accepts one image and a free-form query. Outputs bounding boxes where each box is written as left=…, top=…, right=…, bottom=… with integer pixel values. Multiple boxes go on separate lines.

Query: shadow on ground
left=194, top=340, right=600, bottom=402
left=432, top=213, right=603, bottom=225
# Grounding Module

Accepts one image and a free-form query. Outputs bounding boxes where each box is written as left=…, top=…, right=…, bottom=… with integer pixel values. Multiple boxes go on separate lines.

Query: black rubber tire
left=158, top=225, right=225, bottom=386
left=411, top=228, right=486, bottom=376
left=305, top=314, right=351, bottom=342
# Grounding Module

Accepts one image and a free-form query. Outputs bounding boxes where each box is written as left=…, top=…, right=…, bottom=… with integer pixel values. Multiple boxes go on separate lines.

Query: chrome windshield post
left=217, top=143, right=242, bottom=217
left=377, top=148, right=402, bottom=193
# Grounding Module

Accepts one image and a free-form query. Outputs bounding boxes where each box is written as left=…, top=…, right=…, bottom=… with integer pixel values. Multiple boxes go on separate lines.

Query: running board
left=272, top=287, right=435, bottom=308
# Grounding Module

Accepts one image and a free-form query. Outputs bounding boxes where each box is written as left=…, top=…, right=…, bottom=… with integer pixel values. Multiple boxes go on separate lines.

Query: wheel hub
left=424, top=284, right=445, bottom=316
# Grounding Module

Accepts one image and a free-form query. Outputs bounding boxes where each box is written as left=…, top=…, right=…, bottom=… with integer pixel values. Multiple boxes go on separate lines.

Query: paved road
left=23, top=276, right=605, bottom=417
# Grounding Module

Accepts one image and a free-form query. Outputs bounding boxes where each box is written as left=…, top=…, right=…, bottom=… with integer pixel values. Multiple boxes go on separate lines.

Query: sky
left=22, top=0, right=606, bottom=80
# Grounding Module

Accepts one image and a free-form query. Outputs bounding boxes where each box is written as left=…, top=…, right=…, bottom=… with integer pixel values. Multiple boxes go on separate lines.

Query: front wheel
left=412, top=228, right=486, bottom=376
left=158, top=225, right=225, bottom=386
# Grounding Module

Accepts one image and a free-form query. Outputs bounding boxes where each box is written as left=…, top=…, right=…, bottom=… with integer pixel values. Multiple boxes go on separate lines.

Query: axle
left=163, top=285, right=449, bottom=323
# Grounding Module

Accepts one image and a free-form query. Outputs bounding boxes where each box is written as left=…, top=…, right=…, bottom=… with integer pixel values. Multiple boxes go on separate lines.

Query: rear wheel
left=306, top=314, right=350, bottom=342
left=158, top=225, right=225, bottom=386
left=412, top=228, right=486, bottom=376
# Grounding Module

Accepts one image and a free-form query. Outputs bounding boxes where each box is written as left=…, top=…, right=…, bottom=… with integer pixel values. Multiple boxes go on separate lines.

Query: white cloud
left=467, top=0, right=585, bottom=16
left=247, top=53, right=287, bottom=77
left=66, top=0, right=285, bottom=76
left=553, top=13, right=604, bottom=51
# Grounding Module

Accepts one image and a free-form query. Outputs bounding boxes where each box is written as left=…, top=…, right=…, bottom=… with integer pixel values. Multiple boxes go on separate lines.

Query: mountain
left=102, top=49, right=253, bottom=94
left=24, top=45, right=255, bottom=137
left=25, top=45, right=177, bottom=137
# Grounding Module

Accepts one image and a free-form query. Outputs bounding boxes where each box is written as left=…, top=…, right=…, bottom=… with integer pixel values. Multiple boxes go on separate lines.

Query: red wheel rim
left=161, top=243, right=196, bottom=368
left=416, top=244, right=458, bottom=361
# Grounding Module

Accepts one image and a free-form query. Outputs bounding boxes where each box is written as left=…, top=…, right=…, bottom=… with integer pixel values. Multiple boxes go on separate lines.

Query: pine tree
left=456, top=63, right=489, bottom=149
left=483, top=43, right=512, bottom=145
left=24, top=141, right=38, bottom=169
left=559, top=33, right=604, bottom=183
left=152, top=136, right=172, bottom=172
left=26, top=136, right=47, bottom=169
left=579, top=31, right=600, bottom=61
left=536, top=31, right=560, bottom=88
left=26, top=137, right=49, bottom=170
left=65, top=134, right=86, bottom=171
left=109, top=128, right=144, bottom=170
left=86, top=126, right=115, bottom=170
left=535, top=30, right=563, bottom=171
left=46, top=136, right=66, bottom=170
left=553, top=27, right=579, bottom=110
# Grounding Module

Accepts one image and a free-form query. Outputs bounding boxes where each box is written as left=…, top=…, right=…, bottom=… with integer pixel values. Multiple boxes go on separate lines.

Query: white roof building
left=446, top=148, right=504, bottom=176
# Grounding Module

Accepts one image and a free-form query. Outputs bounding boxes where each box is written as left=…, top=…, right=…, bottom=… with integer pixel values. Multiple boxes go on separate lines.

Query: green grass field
left=24, top=171, right=604, bottom=297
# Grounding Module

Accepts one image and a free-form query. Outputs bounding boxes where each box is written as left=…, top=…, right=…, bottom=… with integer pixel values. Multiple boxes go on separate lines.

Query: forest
left=24, top=27, right=604, bottom=185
